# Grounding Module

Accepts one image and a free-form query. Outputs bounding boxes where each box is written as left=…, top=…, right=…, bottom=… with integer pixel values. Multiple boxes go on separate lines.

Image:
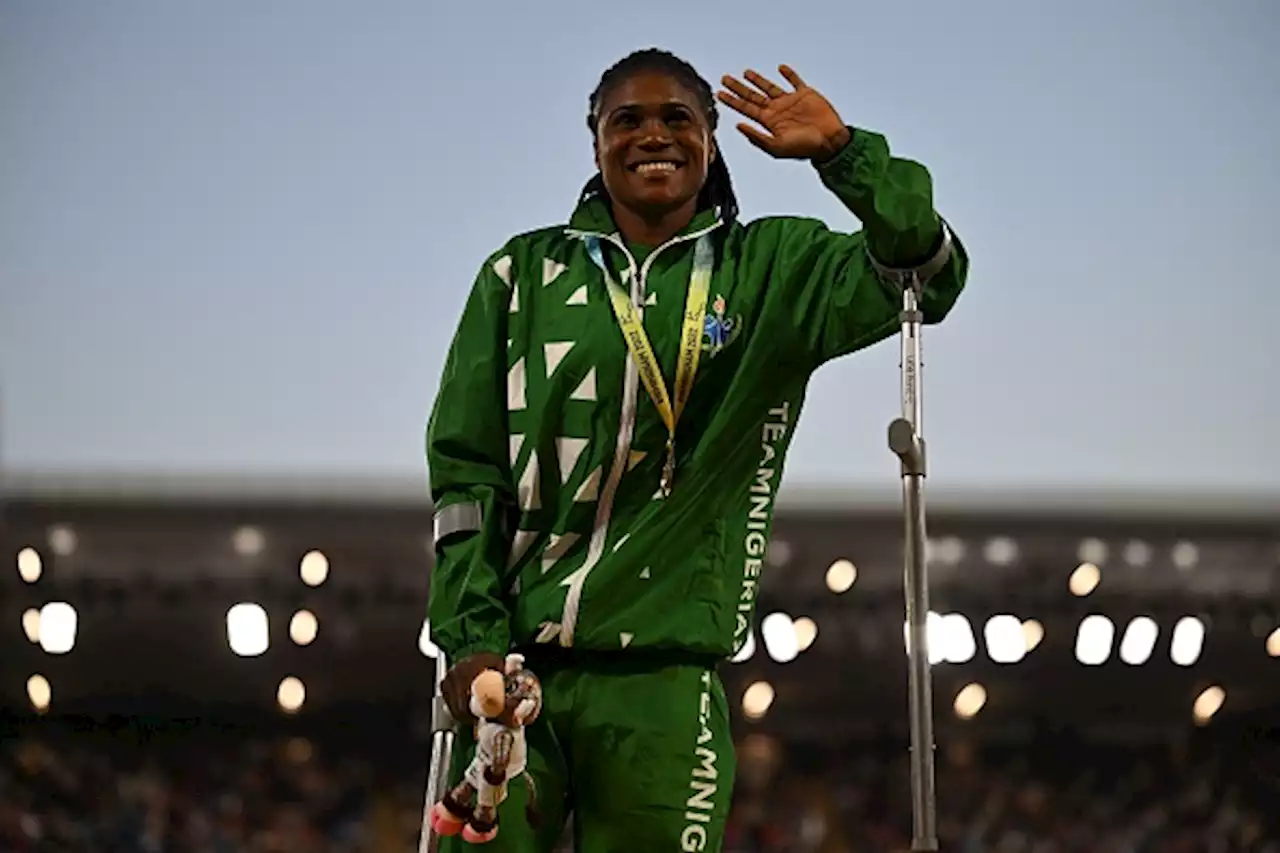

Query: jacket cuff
left=813, top=126, right=882, bottom=186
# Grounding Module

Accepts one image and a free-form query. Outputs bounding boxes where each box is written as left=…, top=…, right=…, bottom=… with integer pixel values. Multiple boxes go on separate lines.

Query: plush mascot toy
left=429, top=653, right=543, bottom=844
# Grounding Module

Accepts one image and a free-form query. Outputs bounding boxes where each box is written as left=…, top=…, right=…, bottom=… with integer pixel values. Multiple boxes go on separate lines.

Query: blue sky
left=2, top=0, right=1277, bottom=494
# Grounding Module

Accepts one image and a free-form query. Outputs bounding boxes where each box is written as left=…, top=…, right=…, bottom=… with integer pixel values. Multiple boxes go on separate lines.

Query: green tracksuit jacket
left=426, top=127, right=968, bottom=666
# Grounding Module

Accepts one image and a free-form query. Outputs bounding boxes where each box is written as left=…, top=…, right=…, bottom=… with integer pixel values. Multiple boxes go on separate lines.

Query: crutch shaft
left=887, top=278, right=938, bottom=852
left=419, top=652, right=456, bottom=853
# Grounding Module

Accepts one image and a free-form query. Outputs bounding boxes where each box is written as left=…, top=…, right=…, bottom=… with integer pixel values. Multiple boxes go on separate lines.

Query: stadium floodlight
left=1123, top=539, right=1152, bottom=567
left=730, top=629, right=756, bottom=664
left=793, top=617, right=818, bottom=652
left=1192, top=685, right=1225, bottom=724
left=17, top=547, right=42, bottom=583
left=983, top=537, right=1018, bottom=566
left=233, top=526, right=265, bottom=557
left=940, top=613, right=976, bottom=663
left=226, top=603, right=270, bottom=657
left=825, top=559, right=856, bottom=593
left=27, top=674, right=51, bottom=713
left=1170, top=616, right=1206, bottom=666
left=766, top=539, right=792, bottom=567
left=277, top=676, right=306, bottom=713
left=1075, top=615, right=1115, bottom=665
left=1068, top=562, right=1101, bottom=596
left=21, top=608, right=41, bottom=643
left=1077, top=537, right=1108, bottom=566
left=1119, top=617, right=1159, bottom=665
left=984, top=614, right=1026, bottom=664
left=931, top=536, right=965, bottom=566
left=761, top=612, right=799, bottom=663
left=47, top=525, right=77, bottom=557
left=37, top=602, right=78, bottom=654
left=903, top=611, right=973, bottom=665
left=1021, top=619, right=1045, bottom=652
left=953, top=682, right=987, bottom=719
left=741, top=681, right=775, bottom=720
left=1171, top=541, right=1199, bottom=570
left=289, top=610, right=318, bottom=646
left=299, top=550, right=330, bottom=587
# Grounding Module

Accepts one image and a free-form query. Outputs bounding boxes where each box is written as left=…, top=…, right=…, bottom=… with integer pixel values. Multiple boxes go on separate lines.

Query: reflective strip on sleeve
left=868, top=219, right=954, bottom=286
left=433, top=501, right=483, bottom=546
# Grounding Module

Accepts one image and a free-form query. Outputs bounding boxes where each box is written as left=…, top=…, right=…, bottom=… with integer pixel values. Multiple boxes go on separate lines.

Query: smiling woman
left=423, top=47, right=969, bottom=851
left=587, top=52, right=727, bottom=248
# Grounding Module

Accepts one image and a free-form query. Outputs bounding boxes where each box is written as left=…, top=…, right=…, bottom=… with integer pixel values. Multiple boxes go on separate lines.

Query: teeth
left=636, top=162, right=677, bottom=174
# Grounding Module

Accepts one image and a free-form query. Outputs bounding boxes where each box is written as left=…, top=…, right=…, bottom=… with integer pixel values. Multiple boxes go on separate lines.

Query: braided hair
left=582, top=48, right=739, bottom=222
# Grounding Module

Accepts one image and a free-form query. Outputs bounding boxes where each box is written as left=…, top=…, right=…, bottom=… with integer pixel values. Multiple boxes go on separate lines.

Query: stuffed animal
left=429, top=653, right=543, bottom=844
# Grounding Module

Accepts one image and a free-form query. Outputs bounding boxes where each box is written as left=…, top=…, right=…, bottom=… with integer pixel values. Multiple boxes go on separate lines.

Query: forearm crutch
left=879, top=224, right=953, bottom=853
left=418, top=651, right=456, bottom=853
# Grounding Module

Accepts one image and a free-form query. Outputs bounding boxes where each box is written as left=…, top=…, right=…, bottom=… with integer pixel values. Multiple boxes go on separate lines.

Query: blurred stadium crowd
left=2, top=710, right=1276, bottom=853
left=5, top=483, right=1278, bottom=851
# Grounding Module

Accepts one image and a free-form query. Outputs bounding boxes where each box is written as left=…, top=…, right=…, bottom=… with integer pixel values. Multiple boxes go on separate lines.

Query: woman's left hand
left=717, top=65, right=851, bottom=162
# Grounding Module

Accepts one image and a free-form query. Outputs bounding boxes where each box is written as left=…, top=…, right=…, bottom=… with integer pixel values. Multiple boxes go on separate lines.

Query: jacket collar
left=566, top=175, right=724, bottom=241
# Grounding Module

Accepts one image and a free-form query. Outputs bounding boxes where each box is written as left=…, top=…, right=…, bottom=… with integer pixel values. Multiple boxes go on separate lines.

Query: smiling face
left=593, top=70, right=715, bottom=221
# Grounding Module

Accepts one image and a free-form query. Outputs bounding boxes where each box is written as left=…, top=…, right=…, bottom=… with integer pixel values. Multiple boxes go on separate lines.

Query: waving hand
left=717, top=65, right=851, bottom=162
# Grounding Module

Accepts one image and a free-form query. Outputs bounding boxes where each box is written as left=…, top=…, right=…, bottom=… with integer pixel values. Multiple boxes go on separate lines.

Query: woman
left=426, top=48, right=968, bottom=852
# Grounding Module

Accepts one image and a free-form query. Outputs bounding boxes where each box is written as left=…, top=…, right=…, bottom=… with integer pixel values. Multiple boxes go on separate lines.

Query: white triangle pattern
left=645, top=291, right=657, bottom=306
left=545, top=341, right=574, bottom=377
left=492, top=255, right=513, bottom=286
left=509, top=434, right=524, bottom=468
left=509, top=282, right=519, bottom=313
left=620, top=632, right=634, bottom=648
left=508, top=530, right=538, bottom=567
left=541, top=533, right=581, bottom=574
left=507, top=358, right=526, bottom=411
left=543, top=258, right=567, bottom=286
left=556, top=437, right=589, bottom=484
left=566, top=285, right=588, bottom=306
left=640, top=567, right=651, bottom=579
left=518, top=451, right=541, bottom=511
left=570, top=368, right=597, bottom=402
left=574, top=466, right=601, bottom=502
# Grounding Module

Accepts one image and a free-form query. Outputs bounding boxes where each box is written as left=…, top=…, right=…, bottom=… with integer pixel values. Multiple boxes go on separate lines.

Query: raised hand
left=717, top=65, right=851, bottom=162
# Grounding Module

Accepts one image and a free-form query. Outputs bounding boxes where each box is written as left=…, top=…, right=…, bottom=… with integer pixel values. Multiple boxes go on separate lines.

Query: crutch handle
left=888, top=418, right=926, bottom=478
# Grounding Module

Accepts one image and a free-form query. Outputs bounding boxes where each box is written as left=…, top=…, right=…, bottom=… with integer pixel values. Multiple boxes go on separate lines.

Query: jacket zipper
left=555, top=220, right=723, bottom=647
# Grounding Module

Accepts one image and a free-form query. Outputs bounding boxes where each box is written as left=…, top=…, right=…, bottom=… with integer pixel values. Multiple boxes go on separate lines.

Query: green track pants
left=436, top=650, right=737, bottom=853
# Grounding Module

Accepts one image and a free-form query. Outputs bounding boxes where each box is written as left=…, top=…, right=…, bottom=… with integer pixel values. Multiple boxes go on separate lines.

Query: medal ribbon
left=584, top=234, right=714, bottom=496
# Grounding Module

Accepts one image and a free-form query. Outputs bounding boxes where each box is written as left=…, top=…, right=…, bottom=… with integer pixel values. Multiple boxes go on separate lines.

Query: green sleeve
left=748, top=126, right=969, bottom=367
left=425, top=250, right=517, bottom=662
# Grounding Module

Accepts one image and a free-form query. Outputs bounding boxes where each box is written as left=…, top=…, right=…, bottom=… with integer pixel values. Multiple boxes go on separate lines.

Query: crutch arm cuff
left=868, top=218, right=955, bottom=287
